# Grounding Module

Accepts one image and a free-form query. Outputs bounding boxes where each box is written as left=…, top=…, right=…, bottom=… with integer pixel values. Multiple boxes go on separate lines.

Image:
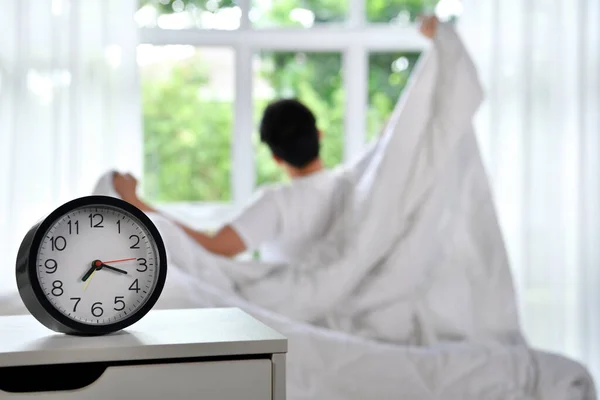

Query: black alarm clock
left=16, top=195, right=167, bottom=336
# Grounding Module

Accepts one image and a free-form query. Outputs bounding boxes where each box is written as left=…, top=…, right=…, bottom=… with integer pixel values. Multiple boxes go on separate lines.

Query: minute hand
left=100, top=263, right=128, bottom=275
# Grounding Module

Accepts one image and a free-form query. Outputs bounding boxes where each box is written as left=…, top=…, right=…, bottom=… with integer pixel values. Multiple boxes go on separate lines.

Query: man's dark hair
left=259, top=99, right=319, bottom=168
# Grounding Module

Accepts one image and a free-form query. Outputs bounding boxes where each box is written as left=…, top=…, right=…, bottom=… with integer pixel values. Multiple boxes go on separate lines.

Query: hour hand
left=101, top=263, right=128, bottom=275
left=81, top=264, right=97, bottom=282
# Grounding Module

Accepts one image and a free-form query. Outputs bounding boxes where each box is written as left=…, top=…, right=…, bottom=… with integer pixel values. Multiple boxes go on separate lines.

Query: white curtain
left=460, top=0, right=600, bottom=382
left=0, top=0, right=142, bottom=292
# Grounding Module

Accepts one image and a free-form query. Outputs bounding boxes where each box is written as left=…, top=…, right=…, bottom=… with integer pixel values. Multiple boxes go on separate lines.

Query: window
left=137, top=0, right=242, bottom=30
left=368, top=52, right=420, bottom=139
left=137, top=0, right=462, bottom=207
left=250, top=0, right=348, bottom=28
left=139, top=45, right=235, bottom=202
left=367, top=0, right=462, bottom=24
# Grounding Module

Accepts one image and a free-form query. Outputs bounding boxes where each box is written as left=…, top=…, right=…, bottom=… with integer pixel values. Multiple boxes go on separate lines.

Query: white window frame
left=139, top=0, right=429, bottom=215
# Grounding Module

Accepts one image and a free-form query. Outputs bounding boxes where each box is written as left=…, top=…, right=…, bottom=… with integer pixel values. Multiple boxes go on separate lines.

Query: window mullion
left=238, top=0, right=251, bottom=30
left=139, top=27, right=427, bottom=51
left=232, top=43, right=255, bottom=206
left=343, top=46, right=368, bottom=162
left=348, top=0, right=365, bottom=28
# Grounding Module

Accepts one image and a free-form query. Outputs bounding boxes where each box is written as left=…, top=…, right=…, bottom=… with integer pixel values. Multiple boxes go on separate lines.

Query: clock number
left=129, top=235, right=140, bottom=249
left=70, top=297, right=81, bottom=312
left=137, top=258, right=148, bottom=272
left=51, top=280, right=63, bottom=297
left=114, top=296, right=126, bottom=311
left=129, top=279, right=140, bottom=293
left=67, top=220, right=79, bottom=235
left=91, top=302, right=104, bottom=317
left=50, top=236, right=66, bottom=251
left=89, top=213, right=104, bottom=228
left=44, top=259, right=57, bottom=274
left=116, top=220, right=121, bottom=234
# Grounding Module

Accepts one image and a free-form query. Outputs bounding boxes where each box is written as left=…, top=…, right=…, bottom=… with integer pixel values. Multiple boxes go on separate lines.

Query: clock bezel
left=16, top=195, right=168, bottom=336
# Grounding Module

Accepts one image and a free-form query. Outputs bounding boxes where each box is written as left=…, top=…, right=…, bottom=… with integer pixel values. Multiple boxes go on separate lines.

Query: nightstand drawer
left=1, top=359, right=272, bottom=400
left=0, top=309, right=287, bottom=400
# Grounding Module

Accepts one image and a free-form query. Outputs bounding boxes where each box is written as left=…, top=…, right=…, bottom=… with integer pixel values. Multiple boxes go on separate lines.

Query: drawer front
left=2, top=359, right=272, bottom=400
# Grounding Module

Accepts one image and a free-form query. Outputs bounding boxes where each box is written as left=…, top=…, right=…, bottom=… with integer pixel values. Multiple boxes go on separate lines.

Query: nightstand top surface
left=0, top=308, right=287, bottom=367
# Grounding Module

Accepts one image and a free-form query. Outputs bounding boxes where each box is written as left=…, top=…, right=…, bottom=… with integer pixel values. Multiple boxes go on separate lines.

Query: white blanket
left=144, top=23, right=595, bottom=398
left=151, top=22, right=521, bottom=347
left=0, top=23, right=595, bottom=399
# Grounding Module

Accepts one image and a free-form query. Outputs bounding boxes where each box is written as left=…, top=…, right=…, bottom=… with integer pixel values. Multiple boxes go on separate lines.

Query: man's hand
left=419, top=15, right=439, bottom=39
left=113, top=172, right=139, bottom=203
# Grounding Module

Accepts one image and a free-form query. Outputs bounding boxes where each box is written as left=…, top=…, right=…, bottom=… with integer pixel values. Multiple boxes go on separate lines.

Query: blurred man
left=114, top=16, right=439, bottom=260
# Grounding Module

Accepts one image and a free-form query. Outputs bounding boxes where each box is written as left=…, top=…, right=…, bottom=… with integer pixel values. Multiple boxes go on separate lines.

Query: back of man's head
left=259, top=99, right=319, bottom=168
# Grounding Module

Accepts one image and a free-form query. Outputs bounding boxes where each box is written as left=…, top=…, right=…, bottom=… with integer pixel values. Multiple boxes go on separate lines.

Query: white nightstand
left=0, top=308, right=287, bottom=399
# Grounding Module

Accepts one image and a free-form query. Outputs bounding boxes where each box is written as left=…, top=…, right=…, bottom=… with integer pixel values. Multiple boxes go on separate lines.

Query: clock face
left=35, top=204, right=160, bottom=326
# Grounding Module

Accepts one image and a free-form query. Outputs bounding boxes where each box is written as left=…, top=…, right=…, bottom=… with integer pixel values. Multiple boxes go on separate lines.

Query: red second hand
left=102, top=257, right=137, bottom=264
